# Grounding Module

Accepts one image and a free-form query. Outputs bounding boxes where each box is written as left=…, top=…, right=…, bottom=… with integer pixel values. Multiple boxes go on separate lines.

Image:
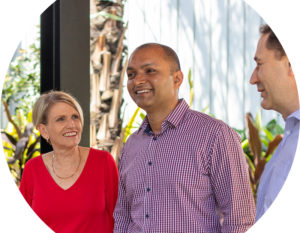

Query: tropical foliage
left=235, top=111, right=283, bottom=197
left=2, top=33, right=40, bottom=116
left=1, top=27, right=41, bottom=185
left=2, top=111, right=40, bottom=185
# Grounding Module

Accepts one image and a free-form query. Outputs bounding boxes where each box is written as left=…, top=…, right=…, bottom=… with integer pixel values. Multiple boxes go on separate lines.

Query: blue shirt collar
left=286, top=108, right=300, bottom=121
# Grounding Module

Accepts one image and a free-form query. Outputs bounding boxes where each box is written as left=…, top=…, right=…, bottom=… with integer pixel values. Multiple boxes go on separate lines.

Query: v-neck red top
left=19, top=148, right=119, bottom=233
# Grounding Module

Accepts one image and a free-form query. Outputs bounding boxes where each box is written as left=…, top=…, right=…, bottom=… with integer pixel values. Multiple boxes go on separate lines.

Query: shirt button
left=286, top=130, right=291, bottom=135
left=145, top=214, right=149, bottom=218
left=153, top=136, right=157, bottom=140
left=147, top=188, right=151, bottom=192
left=148, top=161, right=152, bottom=166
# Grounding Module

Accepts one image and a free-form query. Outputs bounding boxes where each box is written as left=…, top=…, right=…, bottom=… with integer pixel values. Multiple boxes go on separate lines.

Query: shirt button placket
left=145, top=164, right=152, bottom=212
left=144, top=135, right=157, bottom=227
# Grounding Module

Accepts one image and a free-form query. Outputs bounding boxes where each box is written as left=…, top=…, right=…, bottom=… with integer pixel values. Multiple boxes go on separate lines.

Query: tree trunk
left=90, top=0, right=127, bottom=166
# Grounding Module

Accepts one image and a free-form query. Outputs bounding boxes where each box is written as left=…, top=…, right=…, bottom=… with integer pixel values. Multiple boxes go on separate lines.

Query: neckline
left=40, top=148, right=93, bottom=191
left=138, top=99, right=188, bottom=134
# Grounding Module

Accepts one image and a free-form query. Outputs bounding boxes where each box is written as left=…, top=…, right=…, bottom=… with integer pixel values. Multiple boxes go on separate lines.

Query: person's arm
left=19, top=159, right=34, bottom=206
left=210, top=123, right=255, bottom=233
left=113, top=149, right=131, bottom=233
left=104, top=152, right=119, bottom=232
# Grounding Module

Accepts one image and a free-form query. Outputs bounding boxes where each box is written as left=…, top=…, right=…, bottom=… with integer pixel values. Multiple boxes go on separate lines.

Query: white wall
left=122, top=0, right=284, bottom=130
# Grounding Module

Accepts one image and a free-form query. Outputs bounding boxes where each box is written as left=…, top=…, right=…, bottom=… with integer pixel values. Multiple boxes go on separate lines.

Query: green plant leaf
left=266, top=119, right=284, bottom=135
left=187, top=68, right=193, bottom=88
left=187, top=68, right=194, bottom=107
left=261, top=138, right=269, bottom=148
left=139, top=112, right=145, bottom=120
left=241, top=138, right=249, bottom=149
left=255, top=109, right=262, bottom=130
left=201, top=106, right=209, bottom=114
left=123, top=107, right=141, bottom=142
left=90, top=11, right=124, bottom=22
left=262, top=127, right=273, bottom=141
left=244, top=152, right=255, bottom=172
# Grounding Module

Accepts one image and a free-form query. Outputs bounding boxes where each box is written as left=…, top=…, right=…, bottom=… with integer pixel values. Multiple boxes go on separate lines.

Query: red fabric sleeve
left=104, top=151, right=119, bottom=230
left=19, top=157, right=37, bottom=206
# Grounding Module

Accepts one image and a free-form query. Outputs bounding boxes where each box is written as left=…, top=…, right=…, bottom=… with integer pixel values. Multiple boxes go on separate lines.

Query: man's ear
left=37, top=124, right=49, bottom=140
left=173, top=70, right=183, bottom=88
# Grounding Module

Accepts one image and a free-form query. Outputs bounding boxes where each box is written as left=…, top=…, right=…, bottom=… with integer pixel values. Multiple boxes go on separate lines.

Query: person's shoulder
left=125, top=130, right=139, bottom=142
left=89, top=147, right=115, bottom=163
left=90, top=147, right=110, bottom=155
left=24, top=155, right=42, bottom=169
left=188, top=109, right=224, bottom=127
left=21, top=155, right=43, bottom=178
left=129, top=125, right=144, bottom=137
left=122, top=127, right=145, bottom=149
left=187, top=109, right=236, bottom=134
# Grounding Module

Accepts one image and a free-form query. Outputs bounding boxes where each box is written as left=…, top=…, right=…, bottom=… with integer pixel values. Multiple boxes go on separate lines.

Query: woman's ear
left=37, top=124, right=49, bottom=141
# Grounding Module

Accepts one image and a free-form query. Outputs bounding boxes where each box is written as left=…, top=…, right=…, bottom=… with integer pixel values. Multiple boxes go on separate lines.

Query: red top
left=19, top=148, right=119, bottom=233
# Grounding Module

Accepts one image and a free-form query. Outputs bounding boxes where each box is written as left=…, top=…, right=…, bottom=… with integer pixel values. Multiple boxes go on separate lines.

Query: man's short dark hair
left=133, top=43, right=181, bottom=73
left=260, top=24, right=286, bottom=60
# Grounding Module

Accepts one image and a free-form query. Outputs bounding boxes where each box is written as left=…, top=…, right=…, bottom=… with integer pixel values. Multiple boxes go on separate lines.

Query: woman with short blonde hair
left=20, top=90, right=118, bottom=233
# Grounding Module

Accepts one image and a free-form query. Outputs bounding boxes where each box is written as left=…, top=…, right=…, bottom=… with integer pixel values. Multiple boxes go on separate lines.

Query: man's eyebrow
left=141, top=63, right=156, bottom=68
left=127, top=63, right=156, bottom=71
left=127, top=66, right=134, bottom=71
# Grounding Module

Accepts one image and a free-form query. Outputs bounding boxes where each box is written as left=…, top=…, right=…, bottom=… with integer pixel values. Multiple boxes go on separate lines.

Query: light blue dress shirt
left=256, top=109, right=300, bottom=221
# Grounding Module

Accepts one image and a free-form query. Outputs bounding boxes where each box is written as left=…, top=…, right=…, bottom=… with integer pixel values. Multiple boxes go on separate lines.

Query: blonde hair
left=32, top=90, right=84, bottom=127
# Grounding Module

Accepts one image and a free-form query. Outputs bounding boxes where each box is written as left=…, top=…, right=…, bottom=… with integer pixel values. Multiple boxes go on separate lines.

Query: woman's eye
left=56, top=117, right=64, bottom=122
left=72, top=115, right=79, bottom=120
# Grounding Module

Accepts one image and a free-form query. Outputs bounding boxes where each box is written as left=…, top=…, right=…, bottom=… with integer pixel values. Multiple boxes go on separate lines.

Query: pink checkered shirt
left=114, top=100, right=255, bottom=233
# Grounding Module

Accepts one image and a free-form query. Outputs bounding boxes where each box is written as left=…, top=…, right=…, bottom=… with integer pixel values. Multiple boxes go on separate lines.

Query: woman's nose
left=67, top=118, right=76, bottom=127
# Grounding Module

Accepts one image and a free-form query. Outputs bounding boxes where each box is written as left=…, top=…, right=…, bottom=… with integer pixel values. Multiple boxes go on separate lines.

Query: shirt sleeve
left=19, top=159, right=34, bottom=207
left=210, top=123, right=256, bottom=233
left=113, top=148, right=131, bottom=233
left=104, top=151, right=119, bottom=231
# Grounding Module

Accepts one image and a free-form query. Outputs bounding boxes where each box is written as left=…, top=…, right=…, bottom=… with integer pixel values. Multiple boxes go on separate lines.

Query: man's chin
left=135, top=101, right=152, bottom=111
left=260, top=99, right=272, bottom=110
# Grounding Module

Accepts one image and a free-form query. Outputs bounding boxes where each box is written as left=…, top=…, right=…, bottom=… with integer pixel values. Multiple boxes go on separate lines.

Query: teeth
left=64, top=132, right=77, bottom=137
left=136, top=90, right=150, bottom=94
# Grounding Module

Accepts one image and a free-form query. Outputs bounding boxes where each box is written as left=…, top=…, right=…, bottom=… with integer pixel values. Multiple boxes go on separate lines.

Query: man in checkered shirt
left=113, top=43, right=255, bottom=232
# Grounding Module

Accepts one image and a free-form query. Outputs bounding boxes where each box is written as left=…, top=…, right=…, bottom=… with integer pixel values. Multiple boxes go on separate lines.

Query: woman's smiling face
left=38, top=102, right=82, bottom=150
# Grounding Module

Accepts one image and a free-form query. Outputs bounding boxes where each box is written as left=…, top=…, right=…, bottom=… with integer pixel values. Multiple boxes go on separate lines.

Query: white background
left=0, top=0, right=299, bottom=232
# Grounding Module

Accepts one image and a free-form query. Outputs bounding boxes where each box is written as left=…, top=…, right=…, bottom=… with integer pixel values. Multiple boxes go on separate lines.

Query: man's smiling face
left=250, top=33, right=291, bottom=115
left=126, top=46, right=181, bottom=114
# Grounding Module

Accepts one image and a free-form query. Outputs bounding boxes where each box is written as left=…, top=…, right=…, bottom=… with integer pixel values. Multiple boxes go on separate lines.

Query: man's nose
left=250, top=68, right=258, bottom=85
left=134, top=73, right=146, bottom=85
